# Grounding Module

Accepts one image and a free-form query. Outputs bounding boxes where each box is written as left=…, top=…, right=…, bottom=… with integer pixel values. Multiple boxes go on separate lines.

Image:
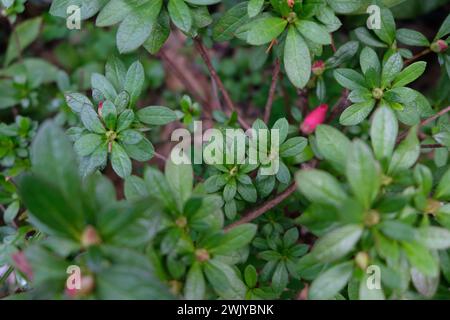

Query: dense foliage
left=1, top=0, right=450, bottom=300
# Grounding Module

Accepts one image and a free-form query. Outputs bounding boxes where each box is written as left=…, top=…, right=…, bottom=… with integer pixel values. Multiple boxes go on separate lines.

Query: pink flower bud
left=312, top=60, right=326, bottom=76
left=287, top=0, right=295, bottom=8
left=12, top=251, right=33, bottom=280
left=431, top=39, right=448, bottom=53
left=301, top=104, right=328, bottom=135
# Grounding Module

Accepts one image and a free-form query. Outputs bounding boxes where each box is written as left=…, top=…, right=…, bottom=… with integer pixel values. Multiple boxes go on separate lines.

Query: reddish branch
left=263, top=59, right=281, bottom=124
left=224, top=182, right=297, bottom=231
left=405, top=48, right=432, bottom=65
left=422, top=144, right=445, bottom=149
left=397, top=105, right=450, bottom=143
left=193, top=37, right=251, bottom=130
left=328, top=89, right=350, bottom=122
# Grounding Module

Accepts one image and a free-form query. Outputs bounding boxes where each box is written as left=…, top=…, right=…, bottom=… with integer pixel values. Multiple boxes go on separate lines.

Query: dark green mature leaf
left=204, top=259, right=247, bottom=299
left=296, top=169, right=347, bottom=207
left=316, top=125, right=351, bottom=173
left=396, top=28, right=430, bottom=46
left=209, top=224, right=257, bottom=254
left=124, top=61, right=145, bottom=107
left=116, top=0, right=162, bottom=53
left=284, top=26, right=311, bottom=89
left=248, top=0, right=264, bottom=18
left=165, top=153, right=193, bottom=208
left=392, top=62, right=426, bottom=88
left=5, top=17, right=42, bottom=66
left=295, top=20, right=331, bottom=45
left=309, top=262, right=354, bottom=300
left=111, top=142, right=132, bottom=178
left=334, top=69, right=367, bottom=90
left=381, top=53, right=403, bottom=87
left=388, top=127, right=419, bottom=175
left=213, top=2, right=249, bottom=42
left=370, top=106, right=398, bottom=162
left=346, top=140, right=380, bottom=209
left=436, top=168, right=450, bottom=200
left=137, top=106, right=178, bottom=125
left=339, top=100, right=376, bottom=126
left=246, top=17, right=287, bottom=45
left=373, top=6, right=396, bottom=45
left=184, top=262, right=205, bottom=300
left=311, top=225, right=363, bottom=263
left=168, top=0, right=192, bottom=33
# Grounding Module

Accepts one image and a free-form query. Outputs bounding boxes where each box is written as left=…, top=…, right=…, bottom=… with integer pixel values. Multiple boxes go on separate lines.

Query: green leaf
left=116, top=0, right=162, bottom=53
left=65, top=93, right=93, bottom=114
left=355, top=27, right=387, bottom=48
left=360, top=47, right=380, bottom=75
left=339, top=100, right=376, bottom=126
left=165, top=154, right=193, bottom=208
left=396, top=28, right=430, bottom=47
left=380, top=221, right=416, bottom=241
left=111, top=142, right=132, bottom=178
left=4, top=17, right=42, bottom=66
left=373, top=7, right=396, bottom=45
left=91, top=73, right=117, bottom=102
left=244, top=265, right=257, bottom=288
left=237, top=182, right=257, bottom=203
left=311, top=225, right=363, bottom=263
left=143, top=9, right=170, bottom=55
left=359, top=273, right=385, bottom=300
left=247, top=17, right=287, bottom=45
left=213, top=2, right=249, bottom=42
left=388, top=127, right=419, bottom=175
left=316, top=125, right=351, bottom=173
left=184, top=262, right=205, bottom=300
left=118, top=129, right=143, bottom=145
left=272, top=261, right=289, bottom=293
left=74, top=134, right=104, bottom=157
left=435, top=168, right=450, bottom=201
left=137, top=106, right=178, bottom=125
left=346, top=140, right=380, bottom=209
left=248, top=0, right=264, bottom=18
left=209, top=224, right=257, bottom=255
left=411, top=268, right=439, bottom=298
left=272, top=118, right=289, bottom=144
left=295, top=20, right=332, bottom=45
left=284, top=26, right=311, bottom=89
left=370, top=106, right=398, bottom=162
left=116, top=109, right=135, bottom=132
left=436, top=13, right=450, bottom=39
left=392, top=62, right=427, bottom=88
left=381, top=53, right=403, bottom=88
left=124, top=61, right=145, bottom=107
left=334, top=69, right=367, bottom=90
left=204, top=259, right=247, bottom=299
left=105, top=57, right=127, bottom=91
left=123, top=137, right=155, bottom=161
left=279, top=137, right=308, bottom=158
left=296, top=169, right=347, bottom=207
left=309, top=262, right=354, bottom=300
left=168, top=0, right=192, bottom=33
left=402, top=242, right=439, bottom=277
left=101, top=101, right=117, bottom=130
left=81, top=105, right=106, bottom=134
left=418, top=227, right=450, bottom=250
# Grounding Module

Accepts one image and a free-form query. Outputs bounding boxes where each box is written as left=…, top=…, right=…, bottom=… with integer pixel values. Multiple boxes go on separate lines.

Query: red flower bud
left=301, top=104, right=328, bottom=135
left=98, top=101, right=104, bottom=117
left=287, top=0, right=295, bottom=8
left=312, top=60, right=326, bottom=76
left=12, top=251, right=33, bottom=280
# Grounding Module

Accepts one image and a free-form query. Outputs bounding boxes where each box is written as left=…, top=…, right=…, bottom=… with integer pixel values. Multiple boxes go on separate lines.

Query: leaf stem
left=0, top=266, right=14, bottom=285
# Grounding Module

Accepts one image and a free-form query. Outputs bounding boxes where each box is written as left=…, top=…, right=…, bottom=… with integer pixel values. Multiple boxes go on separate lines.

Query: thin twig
left=263, top=59, right=281, bottom=124
left=397, top=106, right=450, bottom=143
left=405, top=48, right=432, bottom=65
left=421, top=144, right=445, bottom=149
left=154, top=152, right=167, bottom=162
left=158, top=50, right=211, bottom=115
left=224, top=182, right=297, bottom=231
left=193, top=37, right=251, bottom=130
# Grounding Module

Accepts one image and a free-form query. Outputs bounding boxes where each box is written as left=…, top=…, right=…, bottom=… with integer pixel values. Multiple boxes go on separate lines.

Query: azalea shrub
left=1, top=0, right=450, bottom=301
